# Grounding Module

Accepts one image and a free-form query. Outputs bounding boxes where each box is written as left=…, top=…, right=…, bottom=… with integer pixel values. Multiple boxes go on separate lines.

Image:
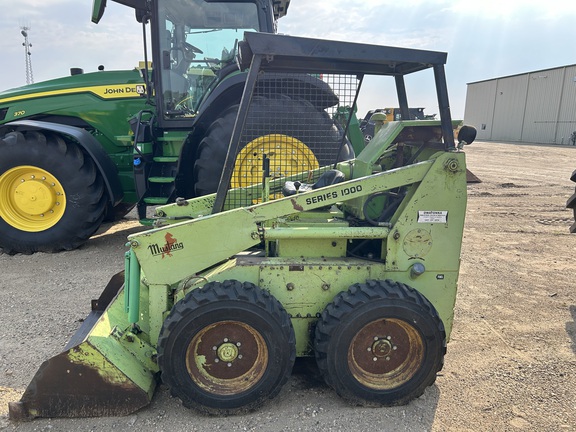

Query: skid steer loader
left=8, top=31, right=476, bottom=420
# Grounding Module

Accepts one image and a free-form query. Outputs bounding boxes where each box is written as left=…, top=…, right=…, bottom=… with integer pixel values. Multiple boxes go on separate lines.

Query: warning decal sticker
left=418, top=211, right=448, bottom=223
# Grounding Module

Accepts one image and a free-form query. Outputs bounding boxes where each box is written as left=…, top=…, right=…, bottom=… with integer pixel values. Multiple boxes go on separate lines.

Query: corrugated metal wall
left=464, top=65, right=576, bottom=144
left=463, top=80, right=497, bottom=140
left=492, top=75, right=528, bottom=141
left=523, top=69, right=564, bottom=143
left=557, top=65, right=576, bottom=144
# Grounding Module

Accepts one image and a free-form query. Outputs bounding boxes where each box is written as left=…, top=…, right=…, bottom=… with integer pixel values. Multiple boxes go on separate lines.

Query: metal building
left=464, top=64, right=576, bottom=145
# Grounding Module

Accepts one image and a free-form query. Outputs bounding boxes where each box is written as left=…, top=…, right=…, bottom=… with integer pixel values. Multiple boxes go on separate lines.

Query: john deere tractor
left=0, top=0, right=353, bottom=254
left=9, top=31, right=477, bottom=420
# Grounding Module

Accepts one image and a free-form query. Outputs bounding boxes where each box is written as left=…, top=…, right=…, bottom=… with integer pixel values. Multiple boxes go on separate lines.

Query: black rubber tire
left=0, top=130, right=107, bottom=254
left=571, top=189, right=576, bottom=217
left=193, top=95, right=354, bottom=196
left=569, top=185, right=576, bottom=230
left=314, top=279, right=446, bottom=407
left=157, top=280, right=296, bottom=415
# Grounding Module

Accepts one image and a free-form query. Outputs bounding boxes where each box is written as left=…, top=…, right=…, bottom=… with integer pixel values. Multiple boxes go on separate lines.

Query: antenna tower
left=20, top=26, right=34, bottom=85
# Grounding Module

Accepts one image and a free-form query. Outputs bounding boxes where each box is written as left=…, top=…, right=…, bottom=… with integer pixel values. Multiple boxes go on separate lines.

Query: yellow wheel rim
left=231, top=134, right=320, bottom=188
left=0, top=165, right=66, bottom=232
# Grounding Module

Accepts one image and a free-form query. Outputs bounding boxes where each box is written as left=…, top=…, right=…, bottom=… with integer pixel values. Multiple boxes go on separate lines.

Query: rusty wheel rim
left=186, top=320, right=268, bottom=396
left=348, top=318, right=424, bottom=390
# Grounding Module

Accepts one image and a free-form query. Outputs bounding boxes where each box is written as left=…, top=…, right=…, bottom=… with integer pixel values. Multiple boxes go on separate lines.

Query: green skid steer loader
left=8, top=31, right=476, bottom=420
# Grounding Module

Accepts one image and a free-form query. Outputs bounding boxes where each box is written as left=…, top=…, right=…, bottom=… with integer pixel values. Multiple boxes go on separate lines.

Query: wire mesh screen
left=321, top=74, right=361, bottom=121
left=224, top=72, right=361, bottom=209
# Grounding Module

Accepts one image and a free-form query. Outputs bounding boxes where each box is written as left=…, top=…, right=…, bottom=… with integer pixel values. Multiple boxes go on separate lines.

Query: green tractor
left=9, top=31, right=477, bottom=420
left=0, top=68, right=147, bottom=253
left=0, top=0, right=353, bottom=254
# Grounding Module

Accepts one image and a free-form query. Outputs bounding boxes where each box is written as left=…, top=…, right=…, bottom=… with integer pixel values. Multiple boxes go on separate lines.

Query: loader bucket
left=8, top=272, right=157, bottom=420
left=466, top=168, right=481, bottom=183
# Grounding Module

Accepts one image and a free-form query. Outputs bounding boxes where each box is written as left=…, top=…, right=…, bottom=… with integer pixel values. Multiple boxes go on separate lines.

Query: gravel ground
left=1, top=141, right=575, bottom=431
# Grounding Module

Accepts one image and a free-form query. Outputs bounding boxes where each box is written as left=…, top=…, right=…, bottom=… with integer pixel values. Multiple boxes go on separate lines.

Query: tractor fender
left=196, top=70, right=339, bottom=126
left=0, top=119, right=123, bottom=207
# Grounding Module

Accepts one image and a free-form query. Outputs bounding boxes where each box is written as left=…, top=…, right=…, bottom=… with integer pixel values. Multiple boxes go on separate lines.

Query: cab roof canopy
left=238, top=31, right=447, bottom=76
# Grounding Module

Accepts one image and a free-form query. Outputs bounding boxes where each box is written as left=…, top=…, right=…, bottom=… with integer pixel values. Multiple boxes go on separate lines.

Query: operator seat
left=282, top=169, right=345, bottom=196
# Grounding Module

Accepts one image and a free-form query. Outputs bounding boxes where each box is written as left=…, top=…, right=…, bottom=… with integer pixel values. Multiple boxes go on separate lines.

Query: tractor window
left=157, top=0, right=259, bottom=118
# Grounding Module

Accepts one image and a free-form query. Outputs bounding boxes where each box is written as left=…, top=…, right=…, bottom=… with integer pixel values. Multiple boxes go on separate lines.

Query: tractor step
left=139, top=218, right=156, bottom=226
left=153, top=156, right=179, bottom=163
left=143, top=197, right=170, bottom=205
left=148, top=176, right=175, bottom=183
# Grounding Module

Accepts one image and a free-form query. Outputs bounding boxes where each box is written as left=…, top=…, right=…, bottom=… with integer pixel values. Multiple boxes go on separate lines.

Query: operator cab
left=153, top=0, right=275, bottom=125
left=93, top=0, right=287, bottom=128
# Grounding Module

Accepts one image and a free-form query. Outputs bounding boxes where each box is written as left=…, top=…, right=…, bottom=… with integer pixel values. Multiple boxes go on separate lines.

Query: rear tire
left=157, top=280, right=296, bottom=415
left=314, top=279, right=446, bottom=406
left=193, top=95, right=353, bottom=196
left=0, top=130, right=107, bottom=254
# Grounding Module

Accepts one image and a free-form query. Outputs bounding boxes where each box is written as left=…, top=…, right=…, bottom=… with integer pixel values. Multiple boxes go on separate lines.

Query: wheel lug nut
left=373, top=357, right=377, bottom=362
left=236, top=342, right=241, bottom=347
left=227, top=363, right=232, bottom=367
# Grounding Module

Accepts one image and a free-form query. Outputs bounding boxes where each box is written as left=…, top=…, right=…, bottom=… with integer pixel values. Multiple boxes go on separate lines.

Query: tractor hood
left=0, top=69, right=145, bottom=108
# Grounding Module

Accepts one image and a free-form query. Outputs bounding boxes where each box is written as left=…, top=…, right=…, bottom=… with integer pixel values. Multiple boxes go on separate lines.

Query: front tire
left=314, top=279, right=446, bottom=406
left=157, top=280, right=296, bottom=415
left=0, top=130, right=107, bottom=254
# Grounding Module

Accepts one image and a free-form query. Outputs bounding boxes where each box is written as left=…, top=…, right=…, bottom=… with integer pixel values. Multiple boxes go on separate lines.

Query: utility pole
left=21, top=26, right=34, bottom=85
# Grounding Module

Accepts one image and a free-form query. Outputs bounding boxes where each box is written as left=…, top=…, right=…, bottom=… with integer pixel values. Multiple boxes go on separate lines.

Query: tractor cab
left=155, top=1, right=266, bottom=123
left=91, top=0, right=300, bottom=221
left=93, top=0, right=287, bottom=128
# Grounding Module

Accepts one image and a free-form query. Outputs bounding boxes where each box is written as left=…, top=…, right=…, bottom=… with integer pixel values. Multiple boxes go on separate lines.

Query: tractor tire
left=314, top=279, right=446, bottom=407
left=193, top=95, right=354, bottom=196
left=0, top=130, right=107, bottom=254
left=157, top=280, right=296, bottom=415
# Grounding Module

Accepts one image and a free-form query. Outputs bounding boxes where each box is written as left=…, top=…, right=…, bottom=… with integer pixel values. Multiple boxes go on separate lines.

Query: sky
left=1, top=0, right=576, bottom=119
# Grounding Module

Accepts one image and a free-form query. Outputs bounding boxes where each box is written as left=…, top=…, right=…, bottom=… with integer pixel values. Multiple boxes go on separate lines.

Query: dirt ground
left=1, top=141, right=575, bottom=432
